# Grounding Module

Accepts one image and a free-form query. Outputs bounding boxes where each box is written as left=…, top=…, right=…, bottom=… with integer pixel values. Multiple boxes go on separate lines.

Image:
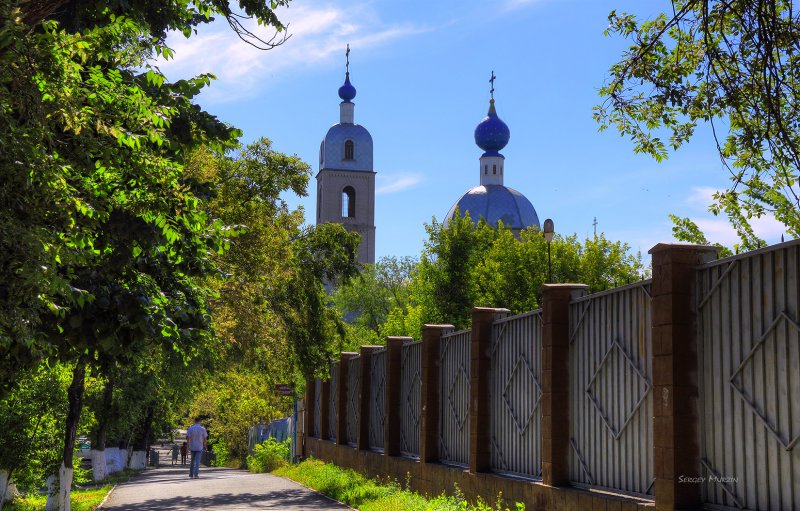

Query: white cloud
left=152, top=2, right=429, bottom=103
left=687, top=215, right=787, bottom=247
left=686, top=186, right=719, bottom=207
left=376, top=173, right=424, bottom=195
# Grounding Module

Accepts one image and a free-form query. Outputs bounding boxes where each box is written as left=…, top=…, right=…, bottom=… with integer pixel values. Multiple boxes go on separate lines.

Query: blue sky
left=156, top=0, right=787, bottom=260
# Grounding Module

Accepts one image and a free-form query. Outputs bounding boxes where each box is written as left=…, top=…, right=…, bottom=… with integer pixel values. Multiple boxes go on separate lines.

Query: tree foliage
left=367, top=213, right=646, bottom=336
left=596, top=0, right=800, bottom=248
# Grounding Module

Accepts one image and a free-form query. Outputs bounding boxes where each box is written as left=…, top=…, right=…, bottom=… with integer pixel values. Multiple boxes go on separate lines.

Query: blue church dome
left=338, top=74, right=357, bottom=102
left=474, top=99, right=510, bottom=155
left=445, top=185, right=540, bottom=231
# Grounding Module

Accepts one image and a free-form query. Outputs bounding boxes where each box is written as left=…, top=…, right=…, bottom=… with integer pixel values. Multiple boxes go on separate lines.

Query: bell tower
left=315, top=46, right=376, bottom=264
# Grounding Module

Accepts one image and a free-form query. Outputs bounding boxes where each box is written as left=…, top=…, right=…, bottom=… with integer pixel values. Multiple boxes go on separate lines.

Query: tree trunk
left=46, top=360, right=85, bottom=511
left=90, top=379, right=113, bottom=481
left=0, top=469, right=9, bottom=506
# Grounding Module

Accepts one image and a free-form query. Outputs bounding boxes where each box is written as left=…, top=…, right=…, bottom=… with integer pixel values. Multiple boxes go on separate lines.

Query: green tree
left=386, top=216, right=645, bottom=335
left=595, top=0, right=799, bottom=249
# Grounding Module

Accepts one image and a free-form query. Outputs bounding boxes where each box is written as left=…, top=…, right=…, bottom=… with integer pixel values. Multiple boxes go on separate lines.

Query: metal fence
left=328, top=362, right=338, bottom=441
left=696, top=240, right=800, bottom=510
left=569, top=281, right=654, bottom=495
left=490, top=310, right=542, bottom=478
left=400, top=340, right=422, bottom=458
left=345, top=356, right=361, bottom=447
left=368, top=349, right=387, bottom=451
left=313, top=378, right=321, bottom=437
left=439, top=328, right=471, bottom=466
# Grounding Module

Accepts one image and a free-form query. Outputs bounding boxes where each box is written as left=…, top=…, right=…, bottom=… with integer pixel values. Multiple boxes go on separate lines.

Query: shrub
left=246, top=438, right=290, bottom=473
left=210, top=439, right=230, bottom=467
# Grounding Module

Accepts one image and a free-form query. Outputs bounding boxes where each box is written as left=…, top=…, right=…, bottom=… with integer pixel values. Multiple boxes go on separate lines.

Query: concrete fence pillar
left=357, top=346, right=382, bottom=450
left=385, top=336, right=410, bottom=457
left=649, top=243, right=718, bottom=510
left=470, top=307, right=509, bottom=474
left=320, top=377, right=330, bottom=441
left=336, top=352, right=358, bottom=445
left=541, top=283, right=588, bottom=486
left=420, top=324, right=454, bottom=464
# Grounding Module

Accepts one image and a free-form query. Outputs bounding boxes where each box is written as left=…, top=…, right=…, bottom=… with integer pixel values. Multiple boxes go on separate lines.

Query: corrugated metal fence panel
left=345, top=356, right=361, bottom=447
left=313, top=378, right=322, bottom=437
left=368, top=349, right=387, bottom=451
left=569, top=281, right=654, bottom=496
left=328, top=362, right=338, bottom=441
left=490, top=310, right=542, bottom=478
left=400, top=341, right=422, bottom=457
left=439, top=328, right=471, bottom=466
left=697, top=241, right=800, bottom=510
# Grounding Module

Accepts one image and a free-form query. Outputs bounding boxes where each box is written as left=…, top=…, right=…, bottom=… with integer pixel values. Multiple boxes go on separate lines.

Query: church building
left=315, top=48, right=376, bottom=264
left=445, top=73, right=540, bottom=235
left=315, top=52, right=539, bottom=263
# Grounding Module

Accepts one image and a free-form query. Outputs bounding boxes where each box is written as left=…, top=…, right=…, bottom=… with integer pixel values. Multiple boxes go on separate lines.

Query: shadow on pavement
left=104, top=489, right=340, bottom=510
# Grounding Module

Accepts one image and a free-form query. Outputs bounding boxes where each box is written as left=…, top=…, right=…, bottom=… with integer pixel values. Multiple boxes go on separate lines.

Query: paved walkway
left=100, top=465, right=351, bottom=510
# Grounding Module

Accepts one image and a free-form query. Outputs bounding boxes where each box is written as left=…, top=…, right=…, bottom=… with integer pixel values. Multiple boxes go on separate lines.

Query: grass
left=5, top=468, right=139, bottom=511
left=274, top=459, right=525, bottom=511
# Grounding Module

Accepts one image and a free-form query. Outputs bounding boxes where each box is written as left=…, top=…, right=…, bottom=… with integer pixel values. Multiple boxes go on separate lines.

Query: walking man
left=186, top=417, right=208, bottom=479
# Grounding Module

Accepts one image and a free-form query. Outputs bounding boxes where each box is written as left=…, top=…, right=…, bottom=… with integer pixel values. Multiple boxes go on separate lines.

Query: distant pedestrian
left=180, top=442, right=188, bottom=465
left=186, top=418, right=207, bottom=479
left=171, top=444, right=179, bottom=465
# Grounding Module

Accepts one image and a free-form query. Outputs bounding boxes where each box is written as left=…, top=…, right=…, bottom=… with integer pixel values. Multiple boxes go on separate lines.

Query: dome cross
left=489, top=71, right=496, bottom=99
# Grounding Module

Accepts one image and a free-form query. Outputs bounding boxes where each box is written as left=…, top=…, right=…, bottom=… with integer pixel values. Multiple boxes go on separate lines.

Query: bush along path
left=272, top=459, right=526, bottom=511
left=4, top=469, right=137, bottom=511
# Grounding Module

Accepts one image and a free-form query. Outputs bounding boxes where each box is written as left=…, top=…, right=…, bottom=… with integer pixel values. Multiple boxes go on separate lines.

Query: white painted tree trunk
left=45, top=473, right=58, bottom=511
left=44, top=464, right=73, bottom=511
left=129, top=451, right=146, bottom=470
left=119, top=449, right=129, bottom=471
left=105, top=447, right=121, bottom=474
left=90, top=450, right=107, bottom=482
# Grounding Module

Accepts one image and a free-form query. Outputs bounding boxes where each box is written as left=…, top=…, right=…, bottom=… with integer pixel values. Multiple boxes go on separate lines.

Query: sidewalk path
left=101, top=465, right=351, bottom=510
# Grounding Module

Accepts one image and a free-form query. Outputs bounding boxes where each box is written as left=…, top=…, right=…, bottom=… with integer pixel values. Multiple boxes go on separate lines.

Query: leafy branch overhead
left=596, top=0, right=800, bottom=248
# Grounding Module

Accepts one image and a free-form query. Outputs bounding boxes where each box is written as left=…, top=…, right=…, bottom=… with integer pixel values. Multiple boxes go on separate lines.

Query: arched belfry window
left=344, top=140, right=354, bottom=160
left=342, top=186, right=355, bottom=218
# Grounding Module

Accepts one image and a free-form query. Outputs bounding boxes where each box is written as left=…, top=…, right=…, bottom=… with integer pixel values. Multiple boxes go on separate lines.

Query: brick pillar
left=470, top=307, right=509, bottom=473
left=541, top=283, right=588, bottom=486
left=420, top=324, right=454, bottom=463
left=337, top=352, right=357, bottom=445
left=649, top=244, right=718, bottom=510
left=358, top=346, right=382, bottom=450
left=320, top=377, right=330, bottom=441
left=304, top=381, right=315, bottom=441
left=385, top=337, right=409, bottom=457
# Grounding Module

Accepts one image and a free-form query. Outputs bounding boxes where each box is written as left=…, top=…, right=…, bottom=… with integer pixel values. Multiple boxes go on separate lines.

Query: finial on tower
left=489, top=70, right=496, bottom=100
left=338, top=44, right=357, bottom=102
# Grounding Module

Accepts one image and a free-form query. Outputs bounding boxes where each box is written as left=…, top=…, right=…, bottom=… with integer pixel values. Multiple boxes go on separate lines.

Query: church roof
left=445, top=185, right=540, bottom=230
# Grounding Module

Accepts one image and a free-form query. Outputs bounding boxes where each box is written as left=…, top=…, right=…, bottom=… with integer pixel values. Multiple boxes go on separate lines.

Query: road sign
left=275, top=383, right=293, bottom=396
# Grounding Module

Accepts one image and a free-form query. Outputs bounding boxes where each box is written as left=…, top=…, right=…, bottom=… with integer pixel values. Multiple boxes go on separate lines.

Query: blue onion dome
left=474, top=99, right=510, bottom=155
left=338, top=73, right=357, bottom=101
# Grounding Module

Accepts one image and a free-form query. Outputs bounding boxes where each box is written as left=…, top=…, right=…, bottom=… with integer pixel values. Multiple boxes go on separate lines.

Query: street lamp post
left=543, top=218, right=554, bottom=283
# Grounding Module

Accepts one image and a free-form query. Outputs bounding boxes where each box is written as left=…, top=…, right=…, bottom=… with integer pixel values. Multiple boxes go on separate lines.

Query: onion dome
left=474, top=99, right=510, bottom=155
left=445, top=185, right=540, bottom=231
left=338, top=73, right=357, bottom=102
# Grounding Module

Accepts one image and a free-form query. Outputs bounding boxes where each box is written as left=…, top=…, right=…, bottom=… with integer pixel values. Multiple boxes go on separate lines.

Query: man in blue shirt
left=186, top=417, right=208, bottom=479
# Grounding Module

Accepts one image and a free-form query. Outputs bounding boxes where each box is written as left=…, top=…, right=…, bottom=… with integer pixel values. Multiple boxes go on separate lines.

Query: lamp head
left=543, top=218, right=554, bottom=243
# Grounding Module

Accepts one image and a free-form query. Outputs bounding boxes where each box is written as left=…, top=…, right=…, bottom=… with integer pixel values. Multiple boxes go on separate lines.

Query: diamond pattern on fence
left=439, top=329, right=471, bottom=466
left=345, top=356, right=360, bottom=447
left=328, top=362, right=338, bottom=441
left=586, top=340, right=650, bottom=439
left=697, top=240, right=800, bottom=510
left=400, top=341, right=421, bottom=457
left=313, top=378, right=322, bottom=437
left=569, top=281, right=654, bottom=496
left=368, top=349, right=387, bottom=451
left=490, top=310, right=542, bottom=477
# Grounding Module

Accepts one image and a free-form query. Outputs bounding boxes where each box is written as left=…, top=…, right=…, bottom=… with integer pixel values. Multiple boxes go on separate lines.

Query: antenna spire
left=489, top=70, right=496, bottom=100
